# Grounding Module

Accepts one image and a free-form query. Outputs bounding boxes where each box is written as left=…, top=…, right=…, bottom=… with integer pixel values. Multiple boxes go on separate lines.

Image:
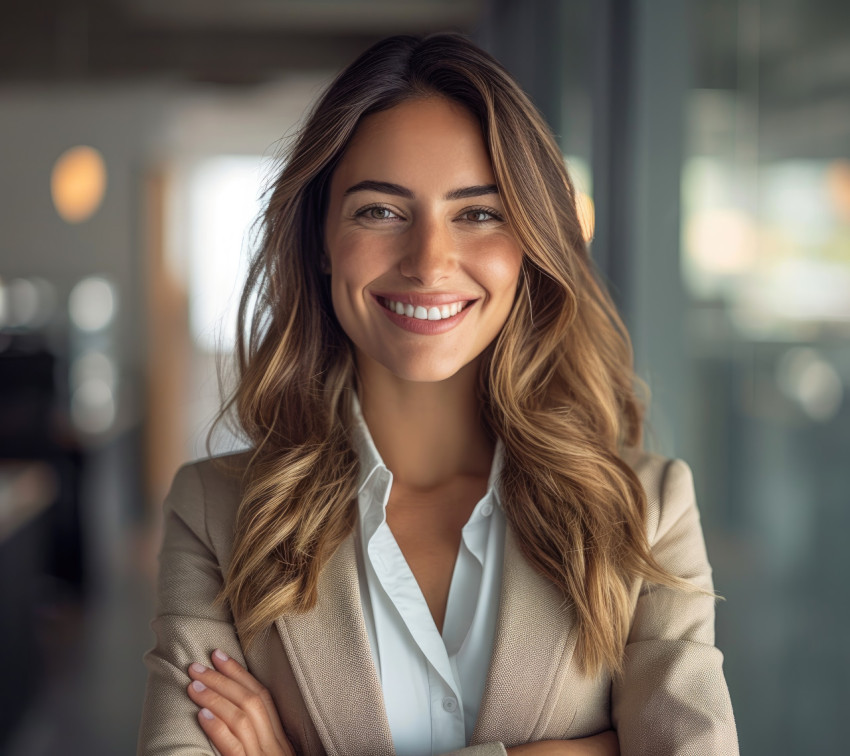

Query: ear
left=320, top=253, right=332, bottom=274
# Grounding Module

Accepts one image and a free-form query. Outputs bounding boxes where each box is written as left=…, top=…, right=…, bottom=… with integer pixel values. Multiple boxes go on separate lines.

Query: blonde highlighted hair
left=212, top=33, right=691, bottom=677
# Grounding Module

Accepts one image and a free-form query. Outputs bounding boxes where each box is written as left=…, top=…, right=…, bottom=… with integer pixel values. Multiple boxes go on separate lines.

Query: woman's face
left=324, top=96, right=523, bottom=384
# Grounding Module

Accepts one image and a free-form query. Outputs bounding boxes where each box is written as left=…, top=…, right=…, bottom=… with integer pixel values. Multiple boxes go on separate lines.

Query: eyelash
left=462, top=206, right=505, bottom=223
left=353, top=203, right=505, bottom=224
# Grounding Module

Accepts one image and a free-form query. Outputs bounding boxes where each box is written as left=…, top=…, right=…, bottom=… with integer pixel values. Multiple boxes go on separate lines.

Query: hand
left=506, top=731, right=619, bottom=756
left=187, top=648, right=296, bottom=756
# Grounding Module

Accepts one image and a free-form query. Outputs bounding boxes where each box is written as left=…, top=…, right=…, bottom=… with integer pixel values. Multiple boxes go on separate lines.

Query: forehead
left=330, top=96, right=496, bottom=192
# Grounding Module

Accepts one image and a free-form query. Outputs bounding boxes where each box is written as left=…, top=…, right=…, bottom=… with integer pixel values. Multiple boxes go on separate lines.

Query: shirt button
left=481, top=503, right=494, bottom=517
left=442, top=697, right=458, bottom=713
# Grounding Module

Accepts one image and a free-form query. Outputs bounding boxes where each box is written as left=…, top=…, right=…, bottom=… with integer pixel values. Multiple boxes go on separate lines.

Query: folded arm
left=505, top=731, right=619, bottom=756
left=138, top=462, right=249, bottom=755
left=140, top=462, right=620, bottom=756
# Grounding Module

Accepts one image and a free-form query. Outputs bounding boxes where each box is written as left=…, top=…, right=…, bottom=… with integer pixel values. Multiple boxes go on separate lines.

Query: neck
left=357, top=360, right=494, bottom=490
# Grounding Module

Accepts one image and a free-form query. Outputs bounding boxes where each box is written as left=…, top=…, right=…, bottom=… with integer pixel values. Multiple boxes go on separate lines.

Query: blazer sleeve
left=610, top=459, right=739, bottom=756
left=137, top=461, right=244, bottom=755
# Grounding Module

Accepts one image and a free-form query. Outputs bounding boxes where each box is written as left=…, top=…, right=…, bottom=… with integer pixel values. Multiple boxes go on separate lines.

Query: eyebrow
left=343, top=180, right=499, bottom=201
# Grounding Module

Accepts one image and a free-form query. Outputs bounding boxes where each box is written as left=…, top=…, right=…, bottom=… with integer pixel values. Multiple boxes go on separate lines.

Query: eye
left=460, top=206, right=505, bottom=223
left=354, top=204, right=402, bottom=222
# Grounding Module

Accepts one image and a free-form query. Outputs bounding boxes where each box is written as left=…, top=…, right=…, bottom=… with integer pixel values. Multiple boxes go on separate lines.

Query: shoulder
left=168, top=449, right=252, bottom=507
left=164, top=449, right=253, bottom=554
left=620, top=447, right=698, bottom=547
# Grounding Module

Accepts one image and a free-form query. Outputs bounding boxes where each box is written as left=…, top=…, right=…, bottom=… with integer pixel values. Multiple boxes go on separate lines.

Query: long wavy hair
left=211, top=32, right=693, bottom=677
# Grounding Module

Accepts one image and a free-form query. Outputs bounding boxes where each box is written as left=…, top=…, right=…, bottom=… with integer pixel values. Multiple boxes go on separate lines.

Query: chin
left=380, top=360, right=467, bottom=384
left=357, top=343, right=476, bottom=385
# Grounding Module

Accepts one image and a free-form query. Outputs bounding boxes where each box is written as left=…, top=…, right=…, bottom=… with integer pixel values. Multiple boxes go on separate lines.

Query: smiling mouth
left=378, top=297, right=471, bottom=321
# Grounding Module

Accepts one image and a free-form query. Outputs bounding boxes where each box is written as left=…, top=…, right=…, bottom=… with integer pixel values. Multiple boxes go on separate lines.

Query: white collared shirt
left=351, top=399, right=506, bottom=756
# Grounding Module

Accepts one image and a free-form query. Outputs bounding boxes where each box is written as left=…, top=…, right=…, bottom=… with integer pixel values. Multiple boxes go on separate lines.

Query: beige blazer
left=138, top=449, right=738, bottom=756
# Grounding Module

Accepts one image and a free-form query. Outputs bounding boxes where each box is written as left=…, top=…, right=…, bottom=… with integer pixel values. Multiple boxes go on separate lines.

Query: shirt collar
left=350, top=392, right=504, bottom=509
left=351, top=392, right=388, bottom=495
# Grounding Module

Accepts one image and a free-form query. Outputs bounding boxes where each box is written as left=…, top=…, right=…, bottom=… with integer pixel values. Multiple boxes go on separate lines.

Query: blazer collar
left=274, top=535, right=395, bottom=756
left=471, top=526, right=580, bottom=746
left=275, top=523, right=579, bottom=754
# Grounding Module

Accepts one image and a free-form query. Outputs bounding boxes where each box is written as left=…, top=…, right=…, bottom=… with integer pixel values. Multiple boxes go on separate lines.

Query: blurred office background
left=1, top=0, right=848, bottom=753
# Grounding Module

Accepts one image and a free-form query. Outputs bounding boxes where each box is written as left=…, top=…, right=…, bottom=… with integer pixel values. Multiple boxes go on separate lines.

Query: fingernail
left=200, top=708, right=215, bottom=720
left=213, top=649, right=229, bottom=662
left=190, top=663, right=207, bottom=674
left=192, top=680, right=206, bottom=692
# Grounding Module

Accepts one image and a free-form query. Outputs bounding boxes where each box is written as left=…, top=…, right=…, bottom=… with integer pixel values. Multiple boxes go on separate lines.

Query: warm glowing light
left=51, top=145, right=107, bottom=223
left=576, top=192, right=595, bottom=242
left=826, top=160, right=850, bottom=220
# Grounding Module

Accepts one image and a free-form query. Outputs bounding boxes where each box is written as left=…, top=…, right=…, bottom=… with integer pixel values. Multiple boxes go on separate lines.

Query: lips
left=372, top=292, right=476, bottom=334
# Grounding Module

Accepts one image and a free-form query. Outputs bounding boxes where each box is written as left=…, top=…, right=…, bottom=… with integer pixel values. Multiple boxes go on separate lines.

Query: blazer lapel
left=471, top=526, right=580, bottom=746
left=275, top=534, right=394, bottom=756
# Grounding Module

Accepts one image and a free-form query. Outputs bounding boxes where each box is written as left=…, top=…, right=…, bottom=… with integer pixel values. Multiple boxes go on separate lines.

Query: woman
left=138, top=33, right=738, bottom=756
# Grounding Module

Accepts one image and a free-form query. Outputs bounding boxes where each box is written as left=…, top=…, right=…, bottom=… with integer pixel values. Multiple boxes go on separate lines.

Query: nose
left=398, top=216, right=457, bottom=287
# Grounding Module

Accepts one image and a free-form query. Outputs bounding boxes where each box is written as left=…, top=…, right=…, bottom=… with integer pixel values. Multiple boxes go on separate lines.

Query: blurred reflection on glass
left=684, top=1, right=850, bottom=752
left=683, top=151, right=850, bottom=334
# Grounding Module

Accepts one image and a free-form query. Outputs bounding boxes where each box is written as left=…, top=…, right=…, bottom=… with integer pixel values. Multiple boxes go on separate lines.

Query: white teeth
left=382, top=298, right=466, bottom=321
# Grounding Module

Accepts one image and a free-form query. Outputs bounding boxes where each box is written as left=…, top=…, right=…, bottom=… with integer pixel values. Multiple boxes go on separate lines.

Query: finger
left=187, top=676, right=262, bottom=755
left=196, top=706, right=246, bottom=756
left=189, top=658, right=290, bottom=756
left=209, top=649, right=291, bottom=752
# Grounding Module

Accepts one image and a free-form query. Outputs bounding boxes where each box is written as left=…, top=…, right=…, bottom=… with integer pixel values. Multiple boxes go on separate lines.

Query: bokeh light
left=70, top=350, right=117, bottom=392
left=71, top=378, right=116, bottom=434
left=685, top=208, right=758, bottom=276
left=826, top=159, right=850, bottom=220
left=776, top=347, right=844, bottom=422
left=68, top=276, right=116, bottom=332
left=51, top=145, right=107, bottom=224
left=4, top=276, right=57, bottom=329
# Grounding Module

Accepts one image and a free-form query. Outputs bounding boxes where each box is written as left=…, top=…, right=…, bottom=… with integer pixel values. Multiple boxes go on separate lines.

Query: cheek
left=329, top=264, right=359, bottom=332
left=328, top=238, right=382, bottom=328
left=480, top=242, right=523, bottom=302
